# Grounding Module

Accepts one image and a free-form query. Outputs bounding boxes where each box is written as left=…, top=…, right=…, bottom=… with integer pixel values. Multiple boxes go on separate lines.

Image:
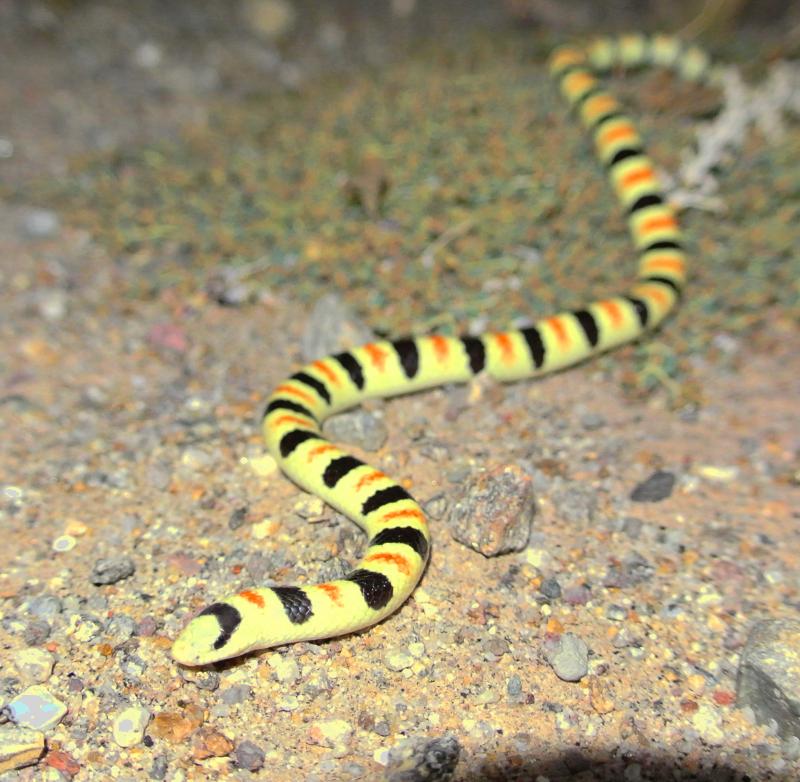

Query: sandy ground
left=1, top=2, right=799, bottom=781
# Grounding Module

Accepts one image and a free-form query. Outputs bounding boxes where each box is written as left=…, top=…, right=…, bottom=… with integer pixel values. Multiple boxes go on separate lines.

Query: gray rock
left=28, top=595, right=61, bottom=622
left=448, top=464, right=534, bottom=557
left=322, top=409, right=387, bottom=452
left=234, top=739, right=265, bottom=771
left=544, top=633, right=589, bottom=682
left=90, top=556, right=135, bottom=585
left=539, top=577, right=562, bottom=600
left=630, top=471, right=675, bottom=502
left=19, top=208, right=60, bottom=239
left=736, top=619, right=800, bottom=740
left=105, top=614, right=137, bottom=646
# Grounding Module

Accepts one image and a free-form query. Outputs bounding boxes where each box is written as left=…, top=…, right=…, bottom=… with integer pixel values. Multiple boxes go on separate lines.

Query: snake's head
left=171, top=602, right=248, bottom=666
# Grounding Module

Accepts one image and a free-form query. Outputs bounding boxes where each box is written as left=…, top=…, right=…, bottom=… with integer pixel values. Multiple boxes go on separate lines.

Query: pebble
left=136, top=616, right=157, bottom=637
left=150, top=754, right=168, bottom=780
left=381, top=734, right=461, bottom=782
left=90, top=555, right=135, bottom=585
left=267, top=653, right=300, bottom=684
left=227, top=506, right=249, bottom=530
left=630, top=470, right=676, bottom=502
left=691, top=704, right=725, bottom=743
left=308, top=719, right=353, bottom=756
left=179, top=667, right=219, bottom=691
left=580, top=412, right=606, bottom=430
left=606, top=605, right=627, bottom=622
left=0, top=726, right=45, bottom=773
left=562, top=583, right=592, bottom=606
left=192, top=727, right=234, bottom=760
left=323, top=409, right=388, bottom=452
left=36, top=290, right=67, bottom=321
left=544, top=633, right=589, bottom=682
left=7, top=686, right=67, bottom=730
left=26, top=595, right=62, bottom=622
left=233, top=740, right=265, bottom=771
left=14, top=649, right=54, bottom=683
left=386, top=650, right=414, bottom=672
left=448, top=464, right=534, bottom=556
left=150, top=710, right=200, bottom=743
left=23, top=619, right=51, bottom=646
left=736, top=618, right=800, bottom=740
left=19, top=207, right=60, bottom=239
left=248, top=452, right=278, bottom=478
left=45, top=748, right=80, bottom=777
left=539, top=577, right=562, bottom=600
left=52, top=534, right=76, bottom=553
left=105, top=614, right=137, bottom=646
left=219, top=684, right=253, bottom=705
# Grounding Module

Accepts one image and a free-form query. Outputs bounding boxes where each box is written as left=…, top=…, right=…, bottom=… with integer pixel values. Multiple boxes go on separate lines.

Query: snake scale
left=172, top=33, right=718, bottom=666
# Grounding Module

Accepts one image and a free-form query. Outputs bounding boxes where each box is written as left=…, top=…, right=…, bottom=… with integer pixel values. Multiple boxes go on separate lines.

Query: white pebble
left=112, top=705, right=151, bottom=748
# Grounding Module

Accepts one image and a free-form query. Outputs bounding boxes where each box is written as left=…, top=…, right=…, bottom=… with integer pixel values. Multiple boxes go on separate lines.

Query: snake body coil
left=172, top=34, right=718, bottom=666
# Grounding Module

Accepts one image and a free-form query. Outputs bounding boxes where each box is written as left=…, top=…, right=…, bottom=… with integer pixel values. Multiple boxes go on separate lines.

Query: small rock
left=382, top=734, right=461, bottom=782
left=150, top=711, right=199, bottom=743
left=19, top=208, right=60, bottom=239
left=630, top=471, right=675, bottom=502
left=26, top=595, right=62, bottom=622
left=539, top=577, right=562, bottom=600
left=323, top=409, right=388, bottom=452
left=14, top=649, right=54, bottom=683
left=234, top=740, right=265, bottom=771
left=606, top=605, right=627, bottom=622
left=544, top=633, right=589, bottom=682
left=44, top=748, right=80, bottom=777
left=562, top=583, right=591, bottom=606
left=150, top=754, right=168, bottom=780
left=105, top=614, right=137, bottom=646
left=36, top=290, right=67, bottom=321
left=0, top=726, right=45, bottom=773
left=580, top=412, right=606, bottom=430
left=112, top=705, right=151, bottom=748
left=136, top=616, right=157, bottom=637
left=228, top=506, right=249, bottom=530
left=90, top=556, right=135, bottom=585
left=52, top=534, right=76, bottom=553
left=386, top=650, right=414, bottom=672
left=308, top=719, right=353, bottom=756
left=192, top=727, right=234, bottom=760
left=179, top=667, right=219, bottom=691
left=691, top=704, right=725, bottom=744
left=220, top=684, right=252, bottom=705
left=736, top=619, right=800, bottom=740
left=23, top=619, right=51, bottom=646
left=448, top=464, right=534, bottom=556
left=7, top=686, right=67, bottom=730
left=267, top=653, right=300, bottom=684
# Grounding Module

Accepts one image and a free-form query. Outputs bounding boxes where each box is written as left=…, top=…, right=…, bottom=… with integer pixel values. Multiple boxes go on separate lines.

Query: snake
left=172, top=33, right=718, bottom=666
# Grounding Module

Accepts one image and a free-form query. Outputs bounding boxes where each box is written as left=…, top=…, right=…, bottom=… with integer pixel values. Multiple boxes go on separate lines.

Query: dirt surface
left=1, top=2, right=799, bottom=781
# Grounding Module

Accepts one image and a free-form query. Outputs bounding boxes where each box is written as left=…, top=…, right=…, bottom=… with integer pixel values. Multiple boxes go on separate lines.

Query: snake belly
left=172, top=33, right=718, bottom=666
